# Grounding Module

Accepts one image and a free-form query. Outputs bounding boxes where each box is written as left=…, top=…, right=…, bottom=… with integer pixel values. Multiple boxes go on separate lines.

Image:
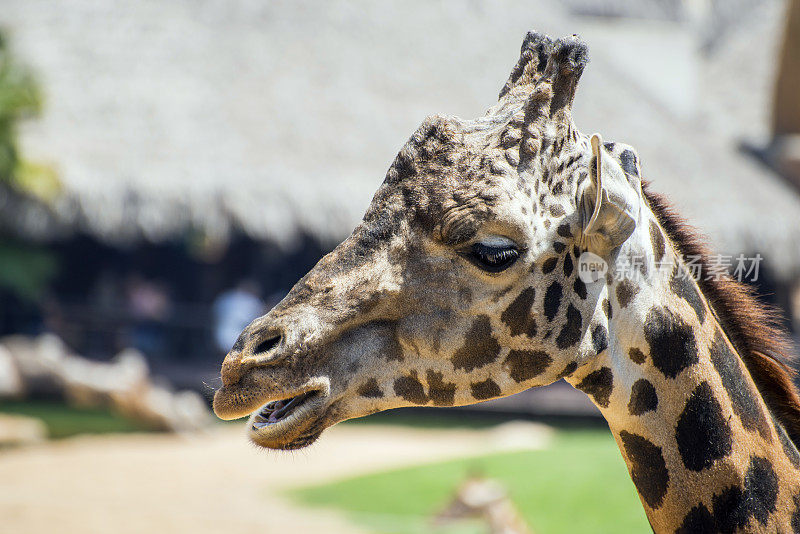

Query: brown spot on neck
left=629, top=347, right=646, bottom=364
left=649, top=219, right=665, bottom=263
left=576, top=367, right=614, bottom=408
left=616, top=279, right=639, bottom=308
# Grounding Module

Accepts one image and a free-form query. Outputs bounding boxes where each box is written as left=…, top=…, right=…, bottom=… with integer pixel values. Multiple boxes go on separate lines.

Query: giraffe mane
left=642, top=180, right=800, bottom=449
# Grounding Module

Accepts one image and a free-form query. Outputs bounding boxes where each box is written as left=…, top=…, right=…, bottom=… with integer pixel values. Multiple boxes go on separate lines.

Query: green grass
left=0, top=400, right=152, bottom=439
left=289, top=428, right=648, bottom=534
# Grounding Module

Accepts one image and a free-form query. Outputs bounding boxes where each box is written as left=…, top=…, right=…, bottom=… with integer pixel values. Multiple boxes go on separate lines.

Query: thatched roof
left=3, top=0, right=800, bottom=277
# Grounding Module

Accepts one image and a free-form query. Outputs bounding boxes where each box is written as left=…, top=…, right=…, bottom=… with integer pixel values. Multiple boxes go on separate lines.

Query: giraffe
left=213, top=32, right=800, bottom=532
left=434, top=475, right=533, bottom=534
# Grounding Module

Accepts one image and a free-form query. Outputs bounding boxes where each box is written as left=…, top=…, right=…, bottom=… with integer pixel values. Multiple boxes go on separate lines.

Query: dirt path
left=0, top=422, right=550, bottom=534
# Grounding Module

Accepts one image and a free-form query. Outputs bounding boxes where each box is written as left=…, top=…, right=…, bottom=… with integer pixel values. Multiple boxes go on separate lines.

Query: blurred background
left=1, top=0, right=799, bottom=533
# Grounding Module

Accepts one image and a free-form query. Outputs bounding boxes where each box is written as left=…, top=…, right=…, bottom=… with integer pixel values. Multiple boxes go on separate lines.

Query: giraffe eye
left=464, top=241, right=520, bottom=273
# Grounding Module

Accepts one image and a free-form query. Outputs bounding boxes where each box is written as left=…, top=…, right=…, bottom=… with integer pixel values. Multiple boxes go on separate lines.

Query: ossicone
left=499, top=31, right=589, bottom=115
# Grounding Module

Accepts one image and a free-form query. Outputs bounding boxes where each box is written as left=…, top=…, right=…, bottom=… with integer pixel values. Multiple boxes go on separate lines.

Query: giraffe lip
left=246, top=379, right=331, bottom=450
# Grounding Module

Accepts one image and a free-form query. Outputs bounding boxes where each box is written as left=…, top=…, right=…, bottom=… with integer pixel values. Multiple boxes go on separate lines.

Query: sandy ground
left=0, top=422, right=550, bottom=534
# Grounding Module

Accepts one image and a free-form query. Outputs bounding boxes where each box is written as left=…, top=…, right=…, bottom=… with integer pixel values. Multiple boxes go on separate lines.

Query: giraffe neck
left=482, top=499, right=532, bottom=534
left=566, top=263, right=800, bottom=532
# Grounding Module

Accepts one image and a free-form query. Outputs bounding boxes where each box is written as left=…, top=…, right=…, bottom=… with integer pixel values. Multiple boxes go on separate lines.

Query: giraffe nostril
left=253, top=334, right=281, bottom=356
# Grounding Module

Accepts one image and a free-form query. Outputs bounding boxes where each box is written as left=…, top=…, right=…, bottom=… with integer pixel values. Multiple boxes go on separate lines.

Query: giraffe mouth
left=245, top=382, right=330, bottom=450
left=253, top=390, right=318, bottom=427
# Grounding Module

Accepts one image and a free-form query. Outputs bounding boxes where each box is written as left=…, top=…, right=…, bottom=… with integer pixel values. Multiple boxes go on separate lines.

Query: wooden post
left=768, top=0, right=800, bottom=188
left=773, top=0, right=800, bottom=138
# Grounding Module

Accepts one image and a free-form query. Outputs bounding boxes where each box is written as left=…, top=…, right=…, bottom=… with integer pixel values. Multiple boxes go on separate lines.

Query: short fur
left=642, top=180, right=800, bottom=448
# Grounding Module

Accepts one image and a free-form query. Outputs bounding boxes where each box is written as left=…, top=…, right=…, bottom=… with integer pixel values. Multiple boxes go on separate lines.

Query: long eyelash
left=472, top=244, right=518, bottom=264
left=467, top=243, right=520, bottom=272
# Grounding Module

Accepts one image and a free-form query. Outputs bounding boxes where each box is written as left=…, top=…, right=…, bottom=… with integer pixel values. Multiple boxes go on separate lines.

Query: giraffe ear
left=579, top=133, right=640, bottom=254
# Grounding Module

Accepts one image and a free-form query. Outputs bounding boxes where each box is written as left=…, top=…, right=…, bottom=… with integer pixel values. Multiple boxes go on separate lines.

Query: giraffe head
left=213, top=33, right=647, bottom=450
